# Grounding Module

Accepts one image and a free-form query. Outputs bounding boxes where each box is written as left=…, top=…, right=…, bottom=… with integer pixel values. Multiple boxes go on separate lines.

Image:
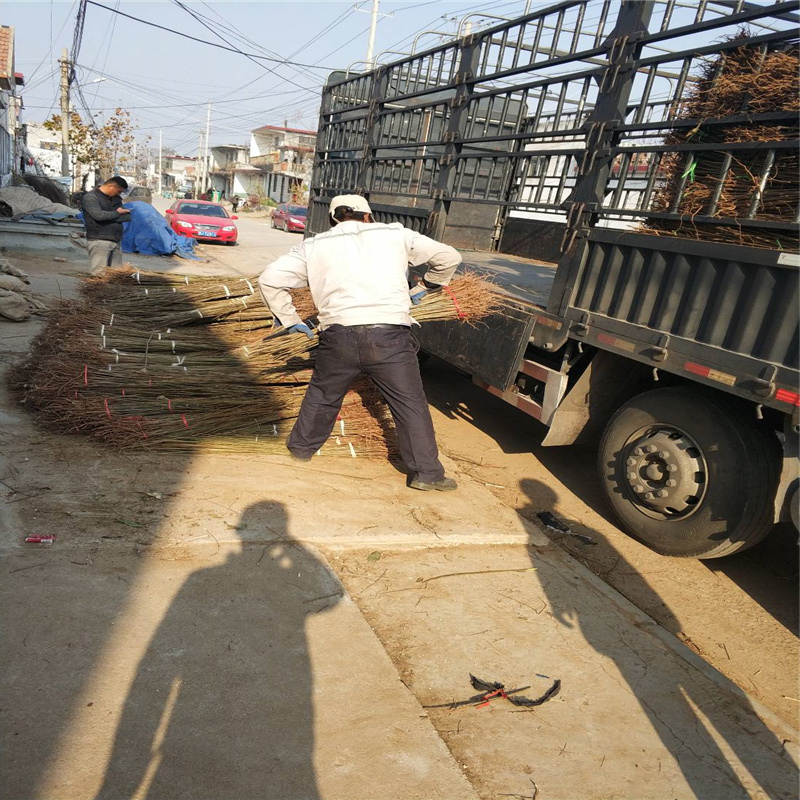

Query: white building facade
left=0, top=25, right=24, bottom=187
left=249, top=125, right=316, bottom=204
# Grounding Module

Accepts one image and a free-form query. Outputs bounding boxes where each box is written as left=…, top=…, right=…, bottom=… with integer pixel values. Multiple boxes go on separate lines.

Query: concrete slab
left=327, top=545, right=799, bottom=800
left=0, top=219, right=84, bottom=256
left=1, top=540, right=478, bottom=800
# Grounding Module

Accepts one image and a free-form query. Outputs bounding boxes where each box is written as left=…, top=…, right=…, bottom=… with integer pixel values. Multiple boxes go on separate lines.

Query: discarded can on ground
left=24, top=535, right=56, bottom=545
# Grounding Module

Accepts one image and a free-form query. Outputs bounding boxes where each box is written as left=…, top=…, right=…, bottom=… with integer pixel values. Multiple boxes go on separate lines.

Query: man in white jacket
left=258, top=194, right=462, bottom=491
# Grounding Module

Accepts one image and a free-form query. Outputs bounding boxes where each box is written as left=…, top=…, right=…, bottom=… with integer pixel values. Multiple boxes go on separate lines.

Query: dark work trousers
left=287, top=324, right=446, bottom=483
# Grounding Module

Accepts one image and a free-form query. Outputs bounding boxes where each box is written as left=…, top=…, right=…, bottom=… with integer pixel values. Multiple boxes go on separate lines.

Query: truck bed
left=460, top=251, right=556, bottom=310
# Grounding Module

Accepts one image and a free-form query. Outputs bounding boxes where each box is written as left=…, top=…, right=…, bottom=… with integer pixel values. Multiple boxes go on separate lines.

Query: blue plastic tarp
left=120, top=201, right=201, bottom=260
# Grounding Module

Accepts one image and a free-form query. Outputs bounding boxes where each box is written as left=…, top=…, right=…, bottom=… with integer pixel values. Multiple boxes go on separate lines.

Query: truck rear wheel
left=598, top=387, right=780, bottom=559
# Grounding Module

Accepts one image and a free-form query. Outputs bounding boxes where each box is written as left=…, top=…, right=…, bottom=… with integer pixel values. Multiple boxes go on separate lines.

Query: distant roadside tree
left=44, top=108, right=146, bottom=186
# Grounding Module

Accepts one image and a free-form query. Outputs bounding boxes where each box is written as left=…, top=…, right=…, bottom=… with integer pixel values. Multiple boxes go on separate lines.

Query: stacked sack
left=0, top=258, right=47, bottom=322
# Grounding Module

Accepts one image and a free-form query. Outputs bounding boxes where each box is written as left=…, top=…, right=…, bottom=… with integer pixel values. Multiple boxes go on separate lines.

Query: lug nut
left=666, top=464, right=678, bottom=473
left=666, top=479, right=677, bottom=487
left=658, top=451, right=669, bottom=460
left=633, top=447, right=643, bottom=456
left=644, top=491, right=655, bottom=500
left=633, top=485, right=645, bottom=494
left=645, top=445, right=657, bottom=454
left=656, top=489, right=668, bottom=498
left=626, top=457, right=637, bottom=467
left=627, top=471, right=637, bottom=481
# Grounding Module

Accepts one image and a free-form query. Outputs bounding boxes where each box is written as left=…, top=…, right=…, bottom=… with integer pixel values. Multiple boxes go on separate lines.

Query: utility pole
left=158, top=129, right=163, bottom=196
left=366, top=0, right=379, bottom=69
left=197, top=129, right=205, bottom=194
left=58, top=48, right=71, bottom=180
left=203, top=102, right=211, bottom=193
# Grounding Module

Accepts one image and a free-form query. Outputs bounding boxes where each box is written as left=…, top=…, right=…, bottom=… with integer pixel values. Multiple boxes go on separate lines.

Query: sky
left=1, top=0, right=542, bottom=155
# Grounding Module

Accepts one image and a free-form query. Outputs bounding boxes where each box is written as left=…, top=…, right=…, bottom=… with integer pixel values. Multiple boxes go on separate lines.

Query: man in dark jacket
left=81, top=176, right=131, bottom=275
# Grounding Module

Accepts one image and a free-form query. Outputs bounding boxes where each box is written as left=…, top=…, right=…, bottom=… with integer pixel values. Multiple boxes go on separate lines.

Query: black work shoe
left=285, top=436, right=314, bottom=462
left=409, top=476, right=458, bottom=492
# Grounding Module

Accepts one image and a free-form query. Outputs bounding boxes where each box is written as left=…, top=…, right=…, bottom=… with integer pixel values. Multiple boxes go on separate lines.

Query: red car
left=271, top=203, right=307, bottom=232
left=165, top=199, right=238, bottom=244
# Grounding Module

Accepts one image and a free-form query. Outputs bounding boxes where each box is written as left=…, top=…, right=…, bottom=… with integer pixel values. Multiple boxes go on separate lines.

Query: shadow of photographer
left=95, top=500, right=339, bottom=800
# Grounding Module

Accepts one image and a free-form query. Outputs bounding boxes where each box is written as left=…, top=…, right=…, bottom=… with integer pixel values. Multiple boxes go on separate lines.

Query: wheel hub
left=622, top=427, right=707, bottom=519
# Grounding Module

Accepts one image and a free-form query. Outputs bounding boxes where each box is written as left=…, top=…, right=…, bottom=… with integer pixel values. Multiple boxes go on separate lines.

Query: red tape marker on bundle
left=104, top=398, right=111, bottom=418
left=83, top=364, right=88, bottom=386
left=181, top=414, right=190, bottom=428
left=443, top=286, right=467, bottom=319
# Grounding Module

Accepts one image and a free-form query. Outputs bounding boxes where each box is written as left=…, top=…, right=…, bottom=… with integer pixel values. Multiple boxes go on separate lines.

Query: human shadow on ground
left=94, top=500, right=339, bottom=800
left=422, top=358, right=798, bottom=633
left=1, top=258, right=313, bottom=800
left=521, top=478, right=798, bottom=800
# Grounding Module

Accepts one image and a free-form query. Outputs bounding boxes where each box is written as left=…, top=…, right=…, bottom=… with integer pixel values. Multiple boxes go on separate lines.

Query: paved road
left=149, top=195, right=297, bottom=276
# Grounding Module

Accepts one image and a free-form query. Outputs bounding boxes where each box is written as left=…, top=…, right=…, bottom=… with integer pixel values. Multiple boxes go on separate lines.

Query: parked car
left=271, top=204, right=307, bottom=232
left=165, top=199, right=238, bottom=244
left=125, top=186, right=152, bottom=204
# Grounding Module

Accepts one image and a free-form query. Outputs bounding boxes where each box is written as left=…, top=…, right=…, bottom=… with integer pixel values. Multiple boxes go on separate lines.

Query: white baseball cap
left=329, top=194, right=372, bottom=219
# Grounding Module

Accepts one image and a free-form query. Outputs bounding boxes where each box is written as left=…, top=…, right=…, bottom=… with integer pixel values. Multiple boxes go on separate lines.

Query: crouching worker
left=258, top=194, right=462, bottom=491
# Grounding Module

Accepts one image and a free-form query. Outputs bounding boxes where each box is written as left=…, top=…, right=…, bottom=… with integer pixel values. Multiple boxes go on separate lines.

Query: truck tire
left=598, top=387, right=780, bottom=559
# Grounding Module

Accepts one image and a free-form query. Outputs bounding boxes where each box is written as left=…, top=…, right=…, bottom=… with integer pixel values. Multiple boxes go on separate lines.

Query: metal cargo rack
left=308, top=0, right=800, bottom=414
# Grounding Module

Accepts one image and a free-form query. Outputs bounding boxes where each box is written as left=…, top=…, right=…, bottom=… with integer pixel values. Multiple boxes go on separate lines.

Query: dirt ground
left=1, top=234, right=797, bottom=799
left=422, top=363, right=800, bottom=731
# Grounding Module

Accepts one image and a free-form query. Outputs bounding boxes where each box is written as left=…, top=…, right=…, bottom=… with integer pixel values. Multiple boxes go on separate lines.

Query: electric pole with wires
left=196, top=129, right=205, bottom=195
left=204, top=102, right=211, bottom=194
left=366, top=0, right=379, bottom=68
left=58, top=48, right=71, bottom=180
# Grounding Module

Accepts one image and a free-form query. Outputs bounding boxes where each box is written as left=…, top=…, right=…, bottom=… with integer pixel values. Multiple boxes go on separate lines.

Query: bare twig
left=9, top=563, right=48, bottom=574
left=356, top=569, right=387, bottom=597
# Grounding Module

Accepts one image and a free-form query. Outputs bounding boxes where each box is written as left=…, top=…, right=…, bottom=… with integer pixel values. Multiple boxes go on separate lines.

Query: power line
left=23, top=67, right=59, bottom=94
left=284, top=5, right=359, bottom=60
left=69, top=0, right=88, bottom=83
left=88, top=0, right=120, bottom=109
left=70, top=64, right=303, bottom=109
left=174, top=0, right=348, bottom=106
left=384, top=0, right=521, bottom=53
left=169, top=0, right=315, bottom=96
left=195, top=2, right=295, bottom=62
left=58, top=0, right=492, bottom=149
left=157, top=2, right=369, bottom=133
left=85, top=1, right=337, bottom=71
left=23, top=0, right=80, bottom=87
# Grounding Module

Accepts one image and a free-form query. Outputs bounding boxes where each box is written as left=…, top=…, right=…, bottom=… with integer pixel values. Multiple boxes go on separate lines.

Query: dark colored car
left=271, top=204, right=307, bottom=232
left=165, top=199, right=238, bottom=244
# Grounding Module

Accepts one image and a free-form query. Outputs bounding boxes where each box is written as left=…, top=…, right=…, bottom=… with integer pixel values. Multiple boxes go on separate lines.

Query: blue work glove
left=288, top=323, right=315, bottom=339
left=409, top=282, right=428, bottom=305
